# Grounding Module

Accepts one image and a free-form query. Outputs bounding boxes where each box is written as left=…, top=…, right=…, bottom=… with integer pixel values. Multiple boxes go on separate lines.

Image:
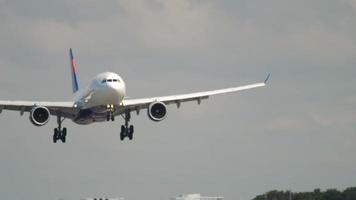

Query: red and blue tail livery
left=69, top=48, right=79, bottom=93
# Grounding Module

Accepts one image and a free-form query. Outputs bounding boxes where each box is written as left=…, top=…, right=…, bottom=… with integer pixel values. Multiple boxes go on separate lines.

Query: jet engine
left=30, top=106, right=50, bottom=126
left=148, top=102, right=167, bottom=122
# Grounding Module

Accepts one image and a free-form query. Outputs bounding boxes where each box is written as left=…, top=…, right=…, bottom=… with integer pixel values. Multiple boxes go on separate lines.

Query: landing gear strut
left=106, top=104, right=115, bottom=121
left=120, top=110, right=134, bottom=141
left=53, top=115, right=67, bottom=143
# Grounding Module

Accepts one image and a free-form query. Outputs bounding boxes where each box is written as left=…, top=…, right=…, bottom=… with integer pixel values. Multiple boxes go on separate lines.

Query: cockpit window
left=102, top=79, right=120, bottom=83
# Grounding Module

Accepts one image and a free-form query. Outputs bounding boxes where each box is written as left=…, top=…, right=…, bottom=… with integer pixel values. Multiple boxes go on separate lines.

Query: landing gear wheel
left=120, top=126, right=125, bottom=141
left=106, top=114, right=110, bottom=122
left=62, top=128, right=67, bottom=136
left=53, top=128, right=58, bottom=143
left=128, top=125, right=134, bottom=140
left=61, top=128, right=67, bottom=143
left=61, top=136, right=66, bottom=143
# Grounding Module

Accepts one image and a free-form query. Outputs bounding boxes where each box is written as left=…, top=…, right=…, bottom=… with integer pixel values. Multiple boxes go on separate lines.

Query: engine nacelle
left=30, top=106, right=50, bottom=126
left=148, top=102, right=167, bottom=122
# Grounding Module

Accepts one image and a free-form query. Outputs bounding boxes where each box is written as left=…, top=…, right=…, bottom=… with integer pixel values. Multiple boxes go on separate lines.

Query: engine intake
left=148, top=102, right=167, bottom=122
left=30, top=106, right=50, bottom=126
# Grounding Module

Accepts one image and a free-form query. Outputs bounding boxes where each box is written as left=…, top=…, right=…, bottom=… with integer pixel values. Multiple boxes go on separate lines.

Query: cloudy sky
left=0, top=0, right=356, bottom=200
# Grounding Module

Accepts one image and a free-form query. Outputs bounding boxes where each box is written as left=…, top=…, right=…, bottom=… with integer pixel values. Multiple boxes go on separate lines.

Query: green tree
left=343, top=187, right=356, bottom=200
left=252, top=187, right=356, bottom=200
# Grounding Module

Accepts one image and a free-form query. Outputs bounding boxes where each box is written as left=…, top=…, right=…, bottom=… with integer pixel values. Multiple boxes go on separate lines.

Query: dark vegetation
left=253, top=187, right=356, bottom=200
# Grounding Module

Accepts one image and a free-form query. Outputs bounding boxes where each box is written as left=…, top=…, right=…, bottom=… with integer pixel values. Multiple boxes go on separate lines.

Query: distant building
left=82, top=198, right=124, bottom=200
left=172, top=194, right=224, bottom=200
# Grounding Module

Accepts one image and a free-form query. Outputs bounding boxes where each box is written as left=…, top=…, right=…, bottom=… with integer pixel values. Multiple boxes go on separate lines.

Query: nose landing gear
left=106, top=104, right=116, bottom=121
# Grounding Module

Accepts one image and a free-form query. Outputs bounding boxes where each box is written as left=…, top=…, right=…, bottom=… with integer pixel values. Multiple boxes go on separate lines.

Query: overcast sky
left=0, top=0, right=356, bottom=200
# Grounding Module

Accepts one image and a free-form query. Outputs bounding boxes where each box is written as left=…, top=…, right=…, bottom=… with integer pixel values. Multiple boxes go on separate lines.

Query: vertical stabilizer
left=69, top=48, right=79, bottom=93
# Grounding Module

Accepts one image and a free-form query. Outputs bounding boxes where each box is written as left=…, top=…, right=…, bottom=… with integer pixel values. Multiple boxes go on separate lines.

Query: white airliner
left=0, top=49, right=269, bottom=143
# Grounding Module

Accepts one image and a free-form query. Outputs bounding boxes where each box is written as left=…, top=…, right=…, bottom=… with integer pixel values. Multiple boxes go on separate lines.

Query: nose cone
left=106, top=79, right=126, bottom=105
left=93, top=72, right=126, bottom=105
left=108, top=81, right=126, bottom=97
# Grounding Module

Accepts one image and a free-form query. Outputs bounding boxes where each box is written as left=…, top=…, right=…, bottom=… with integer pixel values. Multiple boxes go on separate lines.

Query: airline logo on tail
left=69, top=48, right=79, bottom=93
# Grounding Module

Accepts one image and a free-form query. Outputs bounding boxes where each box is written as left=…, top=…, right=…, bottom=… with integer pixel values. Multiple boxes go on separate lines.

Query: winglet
left=264, top=73, right=271, bottom=84
left=69, top=48, right=80, bottom=93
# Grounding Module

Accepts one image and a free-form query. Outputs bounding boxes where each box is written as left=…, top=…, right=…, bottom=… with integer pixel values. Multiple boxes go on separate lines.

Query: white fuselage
left=72, top=72, right=126, bottom=124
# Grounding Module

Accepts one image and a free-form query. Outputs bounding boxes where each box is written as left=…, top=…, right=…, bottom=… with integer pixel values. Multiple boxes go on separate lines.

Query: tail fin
left=69, top=48, right=79, bottom=93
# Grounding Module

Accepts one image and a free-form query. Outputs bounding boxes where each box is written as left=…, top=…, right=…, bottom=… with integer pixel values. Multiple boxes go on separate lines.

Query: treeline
left=253, top=187, right=356, bottom=200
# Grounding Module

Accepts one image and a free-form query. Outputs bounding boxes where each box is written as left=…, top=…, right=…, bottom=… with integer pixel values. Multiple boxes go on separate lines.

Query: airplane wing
left=122, top=74, right=270, bottom=112
left=0, top=101, right=78, bottom=118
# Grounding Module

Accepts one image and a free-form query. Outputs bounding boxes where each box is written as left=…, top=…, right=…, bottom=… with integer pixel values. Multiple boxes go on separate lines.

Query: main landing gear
left=106, top=104, right=115, bottom=122
left=106, top=105, right=134, bottom=141
left=53, top=115, right=67, bottom=143
left=120, top=110, right=134, bottom=141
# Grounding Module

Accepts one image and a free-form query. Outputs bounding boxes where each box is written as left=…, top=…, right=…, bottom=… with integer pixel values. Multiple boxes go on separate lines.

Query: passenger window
left=107, top=79, right=112, bottom=82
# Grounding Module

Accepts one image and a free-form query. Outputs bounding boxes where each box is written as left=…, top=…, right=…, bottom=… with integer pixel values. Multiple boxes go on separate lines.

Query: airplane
left=0, top=49, right=270, bottom=143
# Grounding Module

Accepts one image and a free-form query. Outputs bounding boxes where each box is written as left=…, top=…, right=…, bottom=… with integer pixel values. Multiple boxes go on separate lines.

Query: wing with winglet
left=122, top=74, right=270, bottom=113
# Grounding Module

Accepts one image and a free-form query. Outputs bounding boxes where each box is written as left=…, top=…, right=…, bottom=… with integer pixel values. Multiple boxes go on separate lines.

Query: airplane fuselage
left=72, top=72, right=126, bottom=124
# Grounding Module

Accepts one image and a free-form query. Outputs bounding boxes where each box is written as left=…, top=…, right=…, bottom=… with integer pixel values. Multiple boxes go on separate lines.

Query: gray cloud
left=0, top=0, right=356, bottom=200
